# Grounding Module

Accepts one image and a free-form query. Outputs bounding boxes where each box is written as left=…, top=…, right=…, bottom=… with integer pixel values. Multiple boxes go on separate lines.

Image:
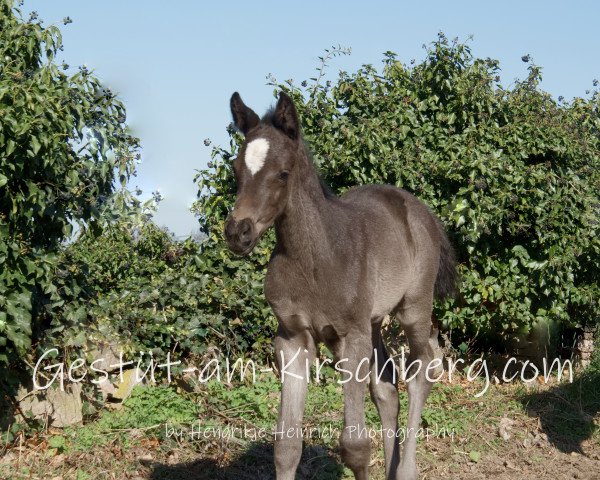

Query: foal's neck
left=274, top=144, right=335, bottom=262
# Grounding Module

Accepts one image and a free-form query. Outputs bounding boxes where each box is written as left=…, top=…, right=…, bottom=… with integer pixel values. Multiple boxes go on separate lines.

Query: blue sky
left=25, top=1, right=599, bottom=236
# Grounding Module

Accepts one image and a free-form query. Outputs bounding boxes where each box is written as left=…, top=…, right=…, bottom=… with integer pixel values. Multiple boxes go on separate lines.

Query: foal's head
left=224, top=91, right=301, bottom=256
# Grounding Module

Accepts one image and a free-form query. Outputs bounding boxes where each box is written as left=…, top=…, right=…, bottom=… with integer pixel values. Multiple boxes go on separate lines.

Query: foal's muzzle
left=224, top=216, right=256, bottom=256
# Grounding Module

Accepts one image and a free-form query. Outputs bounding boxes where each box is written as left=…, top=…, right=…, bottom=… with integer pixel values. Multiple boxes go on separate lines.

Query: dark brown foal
left=224, top=91, right=456, bottom=480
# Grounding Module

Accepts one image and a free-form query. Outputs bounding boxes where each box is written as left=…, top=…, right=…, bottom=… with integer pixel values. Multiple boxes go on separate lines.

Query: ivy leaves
left=194, top=35, right=599, bottom=344
left=0, top=1, right=140, bottom=366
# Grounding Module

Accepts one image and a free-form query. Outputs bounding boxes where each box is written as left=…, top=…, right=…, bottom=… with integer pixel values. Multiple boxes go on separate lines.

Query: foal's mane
left=260, top=107, right=277, bottom=126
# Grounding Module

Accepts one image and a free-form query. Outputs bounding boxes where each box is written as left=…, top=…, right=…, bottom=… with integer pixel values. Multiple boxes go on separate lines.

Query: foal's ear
left=230, top=92, right=260, bottom=135
left=272, top=91, right=299, bottom=140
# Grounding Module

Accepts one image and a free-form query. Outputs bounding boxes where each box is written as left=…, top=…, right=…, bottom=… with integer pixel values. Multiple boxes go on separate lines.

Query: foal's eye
left=278, top=171, right=289, bottom=181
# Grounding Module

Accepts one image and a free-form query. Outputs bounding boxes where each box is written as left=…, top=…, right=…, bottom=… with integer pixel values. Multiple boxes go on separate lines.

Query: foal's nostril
left=239, top=221, right=252, bottom=241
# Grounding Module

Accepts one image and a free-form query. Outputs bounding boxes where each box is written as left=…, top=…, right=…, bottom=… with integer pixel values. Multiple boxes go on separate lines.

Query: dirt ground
left=420, top=420, right=600, bottom=480
left=1, top=366, right=599, bottom=479
left=3, top=419, right=598, bottom=480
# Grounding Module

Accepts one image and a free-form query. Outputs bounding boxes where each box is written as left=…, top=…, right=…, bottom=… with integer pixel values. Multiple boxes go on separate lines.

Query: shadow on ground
left=520, top=368, right=600, bottom=454
left=147, top=442, right=344, bottom=480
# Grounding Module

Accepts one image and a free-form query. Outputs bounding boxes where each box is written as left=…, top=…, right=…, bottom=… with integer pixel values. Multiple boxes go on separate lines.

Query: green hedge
left=0, top=0, right=139, bottom=368
left=45, top=222, right=275, bottom=360
left=4, top=27, right=598, bottom=374
left=193, top=36, right=600, bottom=350
left=29, top=36, right=600, bottom=369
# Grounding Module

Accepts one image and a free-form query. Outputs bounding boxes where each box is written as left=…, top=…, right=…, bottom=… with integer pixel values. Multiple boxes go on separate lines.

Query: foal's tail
left=434, top=218, right=458, bottom=300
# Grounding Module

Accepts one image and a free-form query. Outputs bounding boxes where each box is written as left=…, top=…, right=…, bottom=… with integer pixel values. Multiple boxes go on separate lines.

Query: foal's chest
left=264, top=258, right=365, bottom=342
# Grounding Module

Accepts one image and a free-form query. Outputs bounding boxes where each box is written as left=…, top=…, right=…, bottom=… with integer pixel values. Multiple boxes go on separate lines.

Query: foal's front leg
left=338, top=330, right=373, bottom=480
left=274, top=327, right=316, bottom=480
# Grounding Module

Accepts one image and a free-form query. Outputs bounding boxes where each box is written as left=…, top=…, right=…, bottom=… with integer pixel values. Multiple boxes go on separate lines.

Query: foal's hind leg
left=337, top=329, right=373, bottom=480
left=369, top=328, right=401, bottom=480
left=397, top=300, right=440, bottom=480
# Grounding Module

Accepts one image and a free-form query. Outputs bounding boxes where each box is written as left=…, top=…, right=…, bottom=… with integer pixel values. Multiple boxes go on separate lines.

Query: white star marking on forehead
left=244, top=138, right=270, bottom=175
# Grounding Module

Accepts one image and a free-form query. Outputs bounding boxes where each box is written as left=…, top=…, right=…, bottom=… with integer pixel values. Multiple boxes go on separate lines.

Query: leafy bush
left=193, top=36, right=600, bottom=348
left=0, top=0, right=139, bottom=368
left=43, top=221, right=178, bottom=351
left=42, top=217, right=275, bottom=361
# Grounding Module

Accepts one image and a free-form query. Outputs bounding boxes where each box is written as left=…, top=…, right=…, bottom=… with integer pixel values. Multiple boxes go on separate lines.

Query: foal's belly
left=266, top=247, right=411, bottom=340
left=266, top=273, right=403, bottom=351
left=369, top=254, right=412, bottom=319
